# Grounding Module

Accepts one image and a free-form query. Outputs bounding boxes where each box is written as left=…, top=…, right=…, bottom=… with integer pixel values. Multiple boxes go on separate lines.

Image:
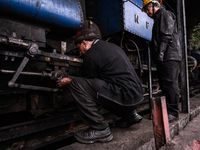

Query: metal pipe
left=127, top=39, right=143, bottom=77
left=147, top=41, right=152, bottom=119
left=1, top=69, right=57, bottom=82
left=0, top=69, right=51, bottom=77
left=11, top=83, right=59, bottom=92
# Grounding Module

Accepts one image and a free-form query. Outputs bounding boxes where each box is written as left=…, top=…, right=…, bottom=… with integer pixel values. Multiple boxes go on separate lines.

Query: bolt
left=11, top=57, right=15, bottom=61
left=12, top=142, right=18, bottom=148
left=12, top=32, right=17, bottom=38
left=53, top=49, right=57, bottom=53
left=5, top=56, right=8, bottom=60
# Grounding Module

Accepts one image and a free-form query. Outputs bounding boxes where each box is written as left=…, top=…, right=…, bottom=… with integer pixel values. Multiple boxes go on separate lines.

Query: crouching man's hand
left=57, top=77, right=72, bottom=87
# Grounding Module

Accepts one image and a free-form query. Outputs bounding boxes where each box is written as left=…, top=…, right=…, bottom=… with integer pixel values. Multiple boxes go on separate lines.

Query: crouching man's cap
left=74, top=26, right=97, bottom=45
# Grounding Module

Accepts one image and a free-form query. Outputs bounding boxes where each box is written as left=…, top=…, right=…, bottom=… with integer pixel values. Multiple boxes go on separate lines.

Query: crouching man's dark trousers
left=69, top=77, right=138, bottom=130
left=157, top=60, right=180, bottom=117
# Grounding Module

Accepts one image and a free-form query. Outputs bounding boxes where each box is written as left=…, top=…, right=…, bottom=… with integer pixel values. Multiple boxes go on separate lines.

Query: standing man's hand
left=57, top=77, right=72, bottom=87
left=158, top=42, right=168, bottom=62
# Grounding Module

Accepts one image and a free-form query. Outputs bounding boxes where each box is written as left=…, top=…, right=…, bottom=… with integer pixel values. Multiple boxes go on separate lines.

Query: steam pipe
left=126, top=39, right=143, bottom=77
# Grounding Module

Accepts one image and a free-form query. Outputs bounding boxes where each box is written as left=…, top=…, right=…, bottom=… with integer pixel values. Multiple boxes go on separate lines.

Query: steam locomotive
left=0, top=0, right=198, bottom=135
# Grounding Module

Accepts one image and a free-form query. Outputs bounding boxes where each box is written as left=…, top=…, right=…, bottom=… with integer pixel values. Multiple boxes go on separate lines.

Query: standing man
left=58, top=25, right=143, bottom=144
left=142, top=0, right=182, bottom=123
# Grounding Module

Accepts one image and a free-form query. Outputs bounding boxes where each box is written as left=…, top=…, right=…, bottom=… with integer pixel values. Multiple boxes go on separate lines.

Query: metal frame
left=177, top=0, right=190, bottom=113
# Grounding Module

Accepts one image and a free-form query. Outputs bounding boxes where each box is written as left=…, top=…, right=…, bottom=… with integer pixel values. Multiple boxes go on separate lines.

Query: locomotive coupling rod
left=8, top=56, right=29, bottom=87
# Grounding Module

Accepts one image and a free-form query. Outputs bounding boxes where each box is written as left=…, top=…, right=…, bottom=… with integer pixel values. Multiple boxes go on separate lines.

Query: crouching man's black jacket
left=81, top=40, right=143, bottom=106
left=151, top=7, right=182, bottom=63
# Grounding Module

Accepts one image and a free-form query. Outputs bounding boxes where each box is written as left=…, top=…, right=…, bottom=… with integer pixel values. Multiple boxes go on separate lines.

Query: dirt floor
left=57, top=94, right=200, bottom=150
left=160, top=113, right=200, bottom=150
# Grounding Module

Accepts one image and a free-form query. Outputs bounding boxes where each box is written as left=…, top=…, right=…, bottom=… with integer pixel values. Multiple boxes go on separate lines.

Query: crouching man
left=58, top=25, right=144, bottom=144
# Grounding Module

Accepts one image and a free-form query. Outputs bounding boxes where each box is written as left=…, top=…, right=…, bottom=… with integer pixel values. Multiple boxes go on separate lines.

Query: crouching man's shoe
left=116, top=110, right=142, bottom=128
left=168, top=114, right=179, bottom=123
left=74, top=127, right=113, bottom=144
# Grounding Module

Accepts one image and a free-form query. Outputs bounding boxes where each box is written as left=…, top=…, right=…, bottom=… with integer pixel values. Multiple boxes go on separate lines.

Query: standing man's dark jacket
left=151, top=7, right=182, bottom=63
left=81, top=40, right=143, bottom=106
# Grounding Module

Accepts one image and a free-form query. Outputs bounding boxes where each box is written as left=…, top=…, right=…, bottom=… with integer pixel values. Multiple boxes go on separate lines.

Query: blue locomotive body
left=0, top=0, right=83, bottom=30
left=0, top=0, right=153, bottom=40
left=88, top=0, right=153, bottom=40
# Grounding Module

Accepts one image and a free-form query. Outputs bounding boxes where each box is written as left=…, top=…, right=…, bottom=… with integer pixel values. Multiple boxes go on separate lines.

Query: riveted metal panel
left=123, top=0, right=154, bottom=41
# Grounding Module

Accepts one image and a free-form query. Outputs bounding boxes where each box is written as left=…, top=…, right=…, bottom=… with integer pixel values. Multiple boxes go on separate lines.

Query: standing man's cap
left=142, top=0, right=162, bottom=12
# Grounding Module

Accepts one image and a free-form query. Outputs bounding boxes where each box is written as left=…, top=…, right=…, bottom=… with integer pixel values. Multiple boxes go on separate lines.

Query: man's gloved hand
left=57, top=77, right=72, bottom=87
left=158, top=52, right=164, bottom=62
left=158, top=42, right=168, bottom=62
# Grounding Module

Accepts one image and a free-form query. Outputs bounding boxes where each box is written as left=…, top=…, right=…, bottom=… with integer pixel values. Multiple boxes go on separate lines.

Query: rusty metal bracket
left=152, top=96, right=170, bottom=150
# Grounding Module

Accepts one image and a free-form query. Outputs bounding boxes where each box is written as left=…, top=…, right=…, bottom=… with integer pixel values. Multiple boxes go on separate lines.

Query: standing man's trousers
left=157, top=60, right=180, bottom=117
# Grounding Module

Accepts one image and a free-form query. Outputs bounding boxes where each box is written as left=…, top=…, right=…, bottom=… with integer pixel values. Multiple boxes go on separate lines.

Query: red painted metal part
left=186, top=140, right=200, bottom=150
left=152, top=96, right=170, bottom=150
